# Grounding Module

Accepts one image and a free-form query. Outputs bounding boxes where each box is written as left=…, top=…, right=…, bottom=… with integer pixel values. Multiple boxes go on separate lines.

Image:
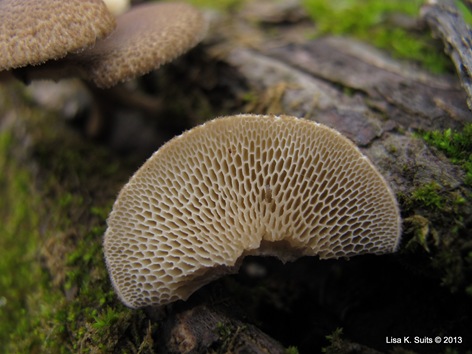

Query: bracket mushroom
left=103, top=114, right=402, bottom=309
left=1, top=1, right=208, bottom=89
left=70, top=1, right=208, bottom=88
left=1, top=1, right=208, bottom=138
left=0, top=0, right=116, bottom=72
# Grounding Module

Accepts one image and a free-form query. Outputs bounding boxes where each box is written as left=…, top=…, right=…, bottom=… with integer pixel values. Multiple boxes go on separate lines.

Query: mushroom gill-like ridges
left=0, top=0, right=115, bottom=71
left=75, top=2, right=207, bottom=88
left=104, top=114, right=401, bottom=308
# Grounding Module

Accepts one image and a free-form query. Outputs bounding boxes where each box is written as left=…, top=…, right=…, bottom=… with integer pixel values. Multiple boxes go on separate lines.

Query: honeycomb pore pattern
left=104, top=114, right=401, bottom=308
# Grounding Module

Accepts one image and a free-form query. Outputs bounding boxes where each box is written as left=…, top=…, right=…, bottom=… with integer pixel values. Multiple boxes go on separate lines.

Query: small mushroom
left=0, top=0, right=116, bottom=71
left=2, top=2, right=207, bottom=89
left=104, top=114, right=402, bottom=309
left=102, top=0, right=130, bottom=16
left=67, top=2, right=208, bottom=88
left=2, top=1, right=207, bottom=139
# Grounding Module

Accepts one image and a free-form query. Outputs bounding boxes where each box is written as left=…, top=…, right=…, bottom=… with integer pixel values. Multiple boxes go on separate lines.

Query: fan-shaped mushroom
left=2, top=2, right=207, bottom=89
left=70, top=1, right=208, bottom=88
left=104, top=114, right=402, bottom=309
left=0, top=0, right=115, bottom=71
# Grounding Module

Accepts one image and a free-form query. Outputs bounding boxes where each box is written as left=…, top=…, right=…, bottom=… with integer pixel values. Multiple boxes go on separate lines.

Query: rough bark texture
left=422, top=0, right=472, bottom=109
left=158, top=304, right=286, bottom=354
left=1, top=1, right=472, bottom=353
left=207, top=0, right=471, bottom=197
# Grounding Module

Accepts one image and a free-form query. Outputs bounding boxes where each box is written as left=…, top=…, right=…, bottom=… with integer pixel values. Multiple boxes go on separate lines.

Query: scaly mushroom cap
left=104, top=114, right=402, bottom=308
left=0, top=0, right=116, bottom=71
left=73, top=2, right=207, bottom=88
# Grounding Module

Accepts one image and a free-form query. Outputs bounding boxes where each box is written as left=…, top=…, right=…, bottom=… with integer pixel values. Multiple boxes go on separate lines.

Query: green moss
left=0, top=85, right=154, bottom=353
left=301, top=0, right=452, bottom=73
left=92, top=307, right=122, bottom=330
left=402, top=180, right=471, bottom=292
left=411, top=182, right=444, bottom=210
left=161, top=0, right=244, bottom=10
left=456, top=0, right=472, bottom=25
left=322, top=328, right=344, bottom=353
left=400, top=125, right=472, bottom=294
left=0, top=131, right=43, bottom=348
left=285, top=346, right=300, bottom=354
left=420, top=125, right=472, bottom=186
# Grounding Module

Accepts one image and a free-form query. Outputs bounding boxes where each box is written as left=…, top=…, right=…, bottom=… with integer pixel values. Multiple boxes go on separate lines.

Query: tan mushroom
left=2, top=1, right=207, bottom=138
left=69, top=1, right=208, bottom=88
left=2, top=2, right=206, bottom=90
left=0, top=0, right=116, bottom=71
left=104, top=114, right=402, bottom=309
left=103, top=0, right=130, bottom=16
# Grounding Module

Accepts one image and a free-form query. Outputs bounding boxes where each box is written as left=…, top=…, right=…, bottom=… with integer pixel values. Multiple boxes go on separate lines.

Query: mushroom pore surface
left=104, top=114, right=401, bottom=308
left=0, top=0, right=115, bottom=71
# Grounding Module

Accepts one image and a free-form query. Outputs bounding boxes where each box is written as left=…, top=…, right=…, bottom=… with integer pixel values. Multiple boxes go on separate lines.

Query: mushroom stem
left=0, top=71, right=15, bottom=83
left=83, top=82, right=164, bottom=137
left=87, top=84, right=164, bottom=115
left=11, top=60, right=87, bottom=85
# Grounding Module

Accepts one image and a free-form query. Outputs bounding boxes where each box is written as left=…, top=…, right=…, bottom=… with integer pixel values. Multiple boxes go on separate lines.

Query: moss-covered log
left=1, top=1, right=472, bottom=353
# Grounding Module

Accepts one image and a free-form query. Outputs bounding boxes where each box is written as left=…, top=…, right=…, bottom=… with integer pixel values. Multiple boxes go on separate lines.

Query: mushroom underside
left=104, top=114, right=401, bottom=308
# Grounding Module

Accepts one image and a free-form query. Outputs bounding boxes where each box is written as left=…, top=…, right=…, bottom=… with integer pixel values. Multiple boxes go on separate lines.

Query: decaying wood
left=2, top=0, right=472, bottom=352
left=205, top=4, right=471, bottom=198
left=421, top=0, right=472, bottom=109
left=156, top=2, right=472, bottom=351
left=160, top=304, right=286, bottom=354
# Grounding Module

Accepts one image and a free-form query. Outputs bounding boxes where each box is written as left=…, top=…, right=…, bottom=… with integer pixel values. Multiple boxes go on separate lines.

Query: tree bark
left=421, top=0, right=472, bottom=109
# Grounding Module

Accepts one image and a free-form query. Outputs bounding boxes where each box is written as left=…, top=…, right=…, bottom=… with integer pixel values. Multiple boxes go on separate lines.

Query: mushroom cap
left=0, top=0, right=116, bottom=71
left=102, top=0, right=130, bottom=16
left=73, top=2, right=207, bottom=88
left=104, top=114, right=402, bottom=308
